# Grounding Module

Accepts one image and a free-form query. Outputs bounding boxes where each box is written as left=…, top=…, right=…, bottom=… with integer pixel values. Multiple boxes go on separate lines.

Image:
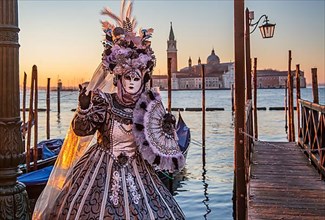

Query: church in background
left=151, top=23, right=306, bottom=90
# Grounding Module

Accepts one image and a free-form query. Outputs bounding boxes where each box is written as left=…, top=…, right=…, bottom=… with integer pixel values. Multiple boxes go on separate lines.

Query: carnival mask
left=122, top=69, right=143, bottom=95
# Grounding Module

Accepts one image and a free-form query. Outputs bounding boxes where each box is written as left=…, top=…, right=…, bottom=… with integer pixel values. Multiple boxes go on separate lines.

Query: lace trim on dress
left=110, top=171, right=122, bottom=206
left=126, top=173, right=141, bottom=204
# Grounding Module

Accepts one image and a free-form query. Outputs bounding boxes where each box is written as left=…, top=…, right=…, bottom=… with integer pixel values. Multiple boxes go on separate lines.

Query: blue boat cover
left=38, top=139, right=63, bottom=159
left=176, top=114, right=191, bottom=152
left=42, top=146, right=57, bottom=159
left=18, top=166, right=53, bottom=186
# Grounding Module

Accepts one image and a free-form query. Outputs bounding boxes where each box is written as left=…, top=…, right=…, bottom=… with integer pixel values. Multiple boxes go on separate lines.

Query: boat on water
left=18, top=112, right=191, bottom=203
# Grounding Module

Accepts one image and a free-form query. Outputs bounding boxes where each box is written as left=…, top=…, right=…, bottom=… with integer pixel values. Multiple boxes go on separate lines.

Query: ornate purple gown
left=48, top=90, right=185, bottom=220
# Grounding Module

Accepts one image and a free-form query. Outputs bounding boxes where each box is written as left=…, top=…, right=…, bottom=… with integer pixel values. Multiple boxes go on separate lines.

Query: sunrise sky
left=18, top=0, right=325, bottom=87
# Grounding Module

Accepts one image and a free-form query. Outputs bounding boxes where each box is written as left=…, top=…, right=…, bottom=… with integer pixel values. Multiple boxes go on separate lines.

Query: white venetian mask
left=121, top=69, right=143, bottom=95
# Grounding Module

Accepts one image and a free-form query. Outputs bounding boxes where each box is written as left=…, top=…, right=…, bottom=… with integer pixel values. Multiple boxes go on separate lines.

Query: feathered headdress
left=101, top=0, right=155, bottom=81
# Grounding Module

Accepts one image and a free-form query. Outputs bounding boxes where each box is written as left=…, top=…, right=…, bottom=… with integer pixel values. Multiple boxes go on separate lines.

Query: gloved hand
left=162, top=113, right=176, bottom=135
left=78, top=84, right=92, bottom=110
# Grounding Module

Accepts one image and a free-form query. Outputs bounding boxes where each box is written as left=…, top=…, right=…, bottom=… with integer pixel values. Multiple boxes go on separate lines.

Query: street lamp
left=249, top=11, right=276, bottom=38
left=245, top=8, right=276, bottom=101
left=245, top=8, right=276, bottom=146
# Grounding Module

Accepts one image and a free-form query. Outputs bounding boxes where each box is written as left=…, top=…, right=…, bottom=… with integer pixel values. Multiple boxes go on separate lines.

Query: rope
left=60, top=92, right=77, bottom=99
left=191, top=139, right=202, bottom=147
left=22, top=92, right=77, bottom=102
left=239, top=128, right=325, bottom=153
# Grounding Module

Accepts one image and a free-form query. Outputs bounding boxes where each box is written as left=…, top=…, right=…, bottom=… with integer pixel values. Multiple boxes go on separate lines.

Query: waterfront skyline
left=19, top=0, right=325, bottom=87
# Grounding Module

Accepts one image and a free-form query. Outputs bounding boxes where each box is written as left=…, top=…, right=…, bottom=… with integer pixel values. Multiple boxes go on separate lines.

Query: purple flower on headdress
left=138, top=54, right=151, bottom=65
left=112, top=64, right=124, bottom=76
left=110, top=45, right=132, bottom=61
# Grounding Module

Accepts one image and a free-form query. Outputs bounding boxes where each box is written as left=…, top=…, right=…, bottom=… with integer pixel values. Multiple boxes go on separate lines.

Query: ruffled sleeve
left=133, top=89, right=185, bottom=173
left=72, top=89, right=109, bottom=136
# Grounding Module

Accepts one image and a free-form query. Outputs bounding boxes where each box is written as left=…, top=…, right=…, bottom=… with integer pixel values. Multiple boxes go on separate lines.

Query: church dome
left=207, top=49, right=220, bottom=65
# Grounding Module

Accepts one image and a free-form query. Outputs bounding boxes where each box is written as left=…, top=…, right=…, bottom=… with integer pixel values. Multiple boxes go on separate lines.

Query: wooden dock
left=248, top=141, right=325, bottom=219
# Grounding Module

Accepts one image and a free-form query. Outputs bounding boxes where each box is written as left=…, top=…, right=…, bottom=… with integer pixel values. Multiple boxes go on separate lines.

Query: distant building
left=152, top=25, right=306, bottom=90
left=153, top=23, right=234, bottom=90
left=256, top=69, right=306, bottom=88
left=169, top=51, right=234, bottom=90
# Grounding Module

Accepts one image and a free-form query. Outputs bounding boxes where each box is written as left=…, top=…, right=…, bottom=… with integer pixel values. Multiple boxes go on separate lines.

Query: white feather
left=126, top=0, right=133, bottom=19
left=101, top=7, right=122, bottom=26
left=120, top=0, right=126, bottom=21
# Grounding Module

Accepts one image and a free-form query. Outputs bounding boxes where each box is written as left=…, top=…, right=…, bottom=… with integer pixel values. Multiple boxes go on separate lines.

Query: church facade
left=151, top=24, right=306, bottom=90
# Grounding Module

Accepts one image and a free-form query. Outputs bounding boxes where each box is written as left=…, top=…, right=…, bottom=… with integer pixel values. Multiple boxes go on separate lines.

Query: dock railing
left=298, top=99, right=325, bottom=177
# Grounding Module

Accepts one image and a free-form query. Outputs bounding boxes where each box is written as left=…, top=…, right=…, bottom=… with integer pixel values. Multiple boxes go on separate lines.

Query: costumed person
left=32, top=0, right=185, bottom=219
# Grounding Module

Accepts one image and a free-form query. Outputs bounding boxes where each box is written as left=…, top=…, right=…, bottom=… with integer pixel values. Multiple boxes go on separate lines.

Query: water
left=20, top=88, right=324, bottom=219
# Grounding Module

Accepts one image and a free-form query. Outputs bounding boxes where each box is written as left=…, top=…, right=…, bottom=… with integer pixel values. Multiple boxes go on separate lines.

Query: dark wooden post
left=245, top=8, right=252, bottom=101
left=167, top=58, right=172, bottom=112
left=311, top=68, right=319, bottom=104
left=0, top=0, right=30, bottom=218
left=22, top=72, right=27, bottom=139
left=253, top=58, right=258, bottom=139
left=149, top=77, right=153, bottom=89
left=295, top=65, right=301, bottom=138
left=231, top=84, right=235, bottom=112
left=284, top=79, right=288, bottom=136
left=201, top=64, right=206, bottom=165
left=311, top=68, right=319, bottom=151
left=167, top=57, right=173, bottom=192
left=57, top=79, right=62, bottom=114
left=287, top=50, right=295, bottom=142
left=46, top=78, right=50, bottom=139
left=234, top=0, right=246, bottom=219
left=26, top=70, right=35, bottom=172
left=33, top=66, right=38, bottom=170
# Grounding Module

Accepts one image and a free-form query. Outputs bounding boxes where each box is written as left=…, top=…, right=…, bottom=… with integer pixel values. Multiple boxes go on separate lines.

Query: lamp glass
left=259, top=23, right=275, bottom=38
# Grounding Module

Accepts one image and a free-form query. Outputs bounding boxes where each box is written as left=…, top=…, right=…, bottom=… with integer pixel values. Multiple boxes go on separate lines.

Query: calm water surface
left=21, top=88, right=324, bottom=219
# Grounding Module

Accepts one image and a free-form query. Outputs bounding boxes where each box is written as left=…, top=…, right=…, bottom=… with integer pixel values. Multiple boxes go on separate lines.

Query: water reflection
left=56, top=113, right=62, bottom=136
left=202, top=164, right=211, bottom=219
left=56, top=113, right=61, bottom=123
left=172, top=168, right=189, bottom=195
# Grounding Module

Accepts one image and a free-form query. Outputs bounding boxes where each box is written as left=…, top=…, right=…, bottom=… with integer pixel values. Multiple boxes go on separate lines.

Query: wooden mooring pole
left=311, top=68, right=319, bottom=152
left=26, top=69, right=35, bottom=172
left=287, top=50, right=295, bottom=142
left=231, top=84, right=235, bottom=113
left=253, top=58, right=258, bottom=139
left=167, top=58, right=172, bottom=112
left=23, top=72, right=27, bottom=139
left=57, top=79, right=62, bottom=114
left=234, top=0, right=246, bottom=219
left=295, top=65, right=301, bottom=137
left=167, top=57, right=173, bottom=192
left=245, top=8, right=252, bottom=101
left=284, top=79, right=288, bottom=136
left=311, top=68, right=319, bottom=104
left=33, top=65, right=38, bottom=170
left=46, top=78, right=50, bottom=139
left=201, top=64, right=206, bottom=165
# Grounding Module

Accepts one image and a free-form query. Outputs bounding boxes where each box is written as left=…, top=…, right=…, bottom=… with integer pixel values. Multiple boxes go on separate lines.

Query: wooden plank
left=248, top=141, right=325, bottom=219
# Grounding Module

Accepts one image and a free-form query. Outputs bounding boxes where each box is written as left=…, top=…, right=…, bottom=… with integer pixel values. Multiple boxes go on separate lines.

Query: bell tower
left=167, top=22, right=177, bottom=73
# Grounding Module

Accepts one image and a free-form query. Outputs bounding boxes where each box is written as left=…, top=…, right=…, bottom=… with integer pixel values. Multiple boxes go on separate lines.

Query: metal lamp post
left=249, top=11, right=276, bottom=38
left=245, top=8, right=276, bottom=144
left=245, top=9, right=276, bottom=101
